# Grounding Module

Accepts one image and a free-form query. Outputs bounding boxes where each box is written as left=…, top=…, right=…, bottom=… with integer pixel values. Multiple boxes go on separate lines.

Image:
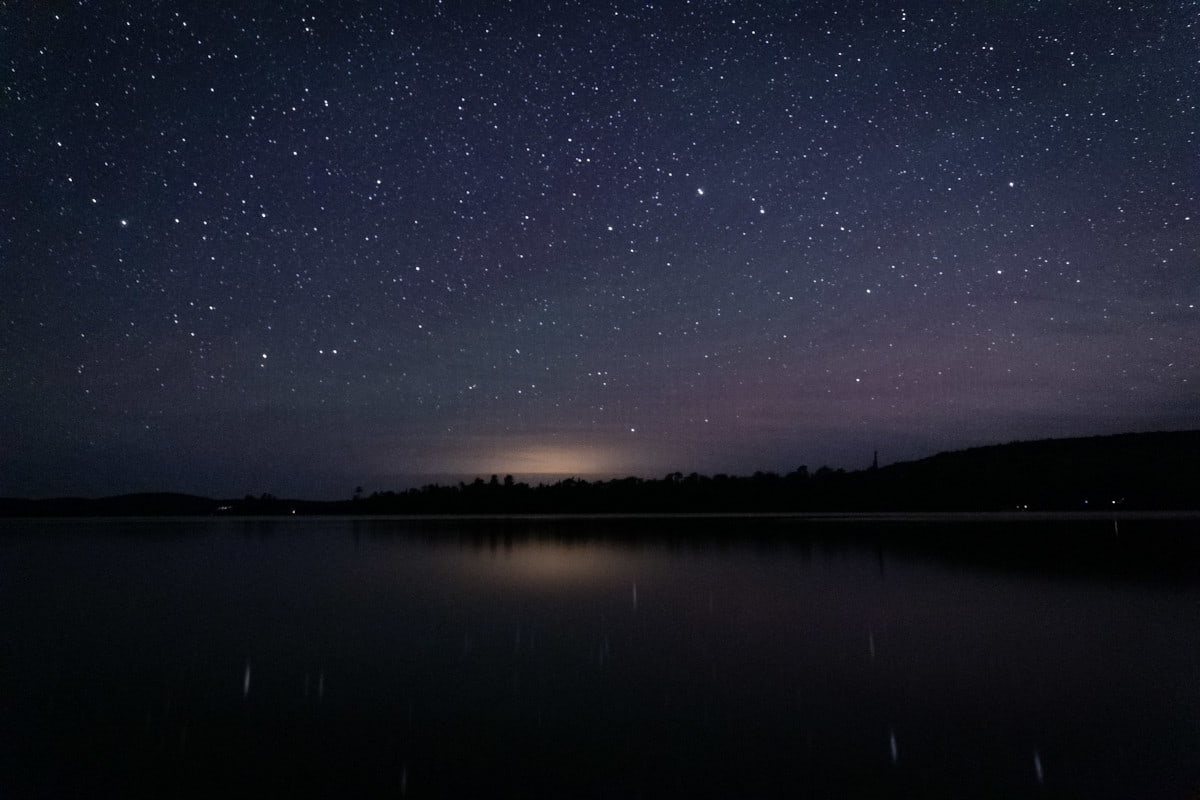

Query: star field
left=3, top=2, right=1197, bottom=498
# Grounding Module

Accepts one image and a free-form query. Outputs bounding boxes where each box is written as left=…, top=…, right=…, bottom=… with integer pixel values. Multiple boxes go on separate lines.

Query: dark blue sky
left=3, top=2, right=1197, bottom=499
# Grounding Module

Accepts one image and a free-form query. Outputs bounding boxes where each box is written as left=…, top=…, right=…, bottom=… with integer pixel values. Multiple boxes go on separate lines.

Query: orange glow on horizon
left=427, top=439, right=653, bottom=480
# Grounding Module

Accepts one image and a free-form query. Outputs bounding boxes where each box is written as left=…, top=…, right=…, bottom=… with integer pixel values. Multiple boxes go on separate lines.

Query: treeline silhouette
left=328, top=429, right=1200, bottom=515
left=3, top=430, right=1196, bottom=517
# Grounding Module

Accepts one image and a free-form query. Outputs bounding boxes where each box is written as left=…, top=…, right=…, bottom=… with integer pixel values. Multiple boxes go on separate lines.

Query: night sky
left=4, top=2, right=1197, bottom=499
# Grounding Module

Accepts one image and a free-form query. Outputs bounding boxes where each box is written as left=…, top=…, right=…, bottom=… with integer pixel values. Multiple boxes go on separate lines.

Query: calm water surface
left=0, top=515, right=1197, bottom=798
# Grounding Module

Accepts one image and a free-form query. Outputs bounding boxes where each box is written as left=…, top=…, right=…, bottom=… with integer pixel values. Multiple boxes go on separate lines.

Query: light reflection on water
left=0, top=515, right=1197, bottom=798
left=357, top=529, right=642, bottom=589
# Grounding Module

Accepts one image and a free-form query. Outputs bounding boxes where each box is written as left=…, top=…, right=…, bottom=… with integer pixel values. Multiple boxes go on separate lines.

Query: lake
left=1, top=514, right=1196, bottom=798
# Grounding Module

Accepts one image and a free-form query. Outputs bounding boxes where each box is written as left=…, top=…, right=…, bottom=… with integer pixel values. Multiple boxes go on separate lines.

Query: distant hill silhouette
left=861, top=430, right=1199, bottom=511
left=2, top=430, right=1197, bottom=516
left=0, top=492, right=223, bottom=517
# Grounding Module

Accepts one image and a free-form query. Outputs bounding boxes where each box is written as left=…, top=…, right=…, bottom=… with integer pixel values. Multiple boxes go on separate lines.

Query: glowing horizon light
left=394, top=437, right=659, bottom=482
left=474, top=443, right=622, bottom=477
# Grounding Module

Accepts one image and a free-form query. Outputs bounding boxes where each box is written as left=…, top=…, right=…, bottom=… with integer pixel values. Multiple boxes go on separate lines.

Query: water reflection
left=470, top=539, right=638, bottom=587
left=0, top=515, right=1196, bottom=798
